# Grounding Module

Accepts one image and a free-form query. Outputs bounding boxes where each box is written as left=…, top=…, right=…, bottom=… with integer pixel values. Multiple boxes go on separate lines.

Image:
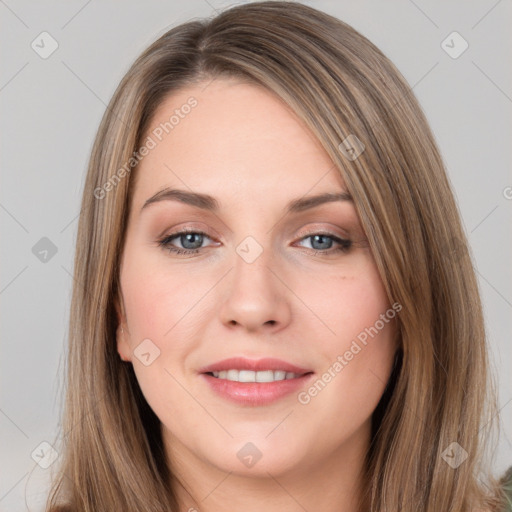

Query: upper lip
left=199, top=357, right=313, bottom=375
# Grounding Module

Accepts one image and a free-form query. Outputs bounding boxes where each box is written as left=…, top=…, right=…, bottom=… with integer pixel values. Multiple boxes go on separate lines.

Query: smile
left=209, top=369, right=301, bottom=382
left=199, top=357, right=314, bottom=406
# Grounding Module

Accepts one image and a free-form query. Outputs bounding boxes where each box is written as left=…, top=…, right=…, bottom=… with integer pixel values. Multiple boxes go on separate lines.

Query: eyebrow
left=141, top=187, right=353, bottom=215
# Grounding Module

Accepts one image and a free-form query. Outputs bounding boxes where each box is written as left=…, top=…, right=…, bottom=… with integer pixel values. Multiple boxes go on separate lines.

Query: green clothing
left=503, top=466, right=512, bottom=511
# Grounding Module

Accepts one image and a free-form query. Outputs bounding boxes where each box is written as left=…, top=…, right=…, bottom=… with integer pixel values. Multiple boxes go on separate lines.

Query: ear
left=114, top=293, right=132, bottom=362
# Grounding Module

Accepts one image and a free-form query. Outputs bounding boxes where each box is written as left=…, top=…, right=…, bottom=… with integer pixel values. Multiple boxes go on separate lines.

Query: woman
left=46, top=1, right=511, bottom=511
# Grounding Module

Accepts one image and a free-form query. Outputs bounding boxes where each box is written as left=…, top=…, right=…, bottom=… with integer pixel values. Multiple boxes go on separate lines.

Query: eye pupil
left=311, top=234, right=332, bottom=250
left=181, top=233, right=203, bottom=249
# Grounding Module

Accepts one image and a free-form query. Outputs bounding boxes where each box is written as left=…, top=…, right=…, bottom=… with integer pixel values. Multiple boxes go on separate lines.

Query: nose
left=218, top=245, right=292, bottom=333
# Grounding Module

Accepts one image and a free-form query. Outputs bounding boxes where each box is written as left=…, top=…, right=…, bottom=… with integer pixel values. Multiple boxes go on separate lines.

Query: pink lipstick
left=199, top=357, right=314, bottom=406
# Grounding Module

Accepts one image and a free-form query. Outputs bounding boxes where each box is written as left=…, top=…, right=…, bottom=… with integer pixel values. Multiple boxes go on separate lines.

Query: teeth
left=239, top=370, right=256, bottom=382
left=227, top=369, right=238, bottom=381
left=210, top=370, right=300, bottom=382
left=255, top=370, right=274, bottom=382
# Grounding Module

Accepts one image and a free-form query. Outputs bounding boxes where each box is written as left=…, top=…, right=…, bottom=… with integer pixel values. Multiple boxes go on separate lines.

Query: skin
left=115, top=77, right=398, bottom=512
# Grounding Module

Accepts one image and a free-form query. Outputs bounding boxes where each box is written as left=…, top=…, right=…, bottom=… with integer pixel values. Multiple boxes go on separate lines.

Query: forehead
left=131, top=77, right=345, bottom=209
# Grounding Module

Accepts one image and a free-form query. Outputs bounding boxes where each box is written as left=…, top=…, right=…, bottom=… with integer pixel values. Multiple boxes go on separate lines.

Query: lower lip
left=200, top=373, right=314, bottom=406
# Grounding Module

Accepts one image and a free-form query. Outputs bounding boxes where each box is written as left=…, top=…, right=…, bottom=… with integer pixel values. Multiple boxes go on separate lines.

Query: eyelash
left=157, top=228, right=352, bottom=257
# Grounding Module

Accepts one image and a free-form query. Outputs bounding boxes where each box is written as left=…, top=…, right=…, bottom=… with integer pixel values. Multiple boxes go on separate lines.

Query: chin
left=203, top=434, right=310, bottom=477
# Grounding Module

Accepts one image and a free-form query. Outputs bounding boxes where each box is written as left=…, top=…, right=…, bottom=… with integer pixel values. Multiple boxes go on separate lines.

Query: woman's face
left=116, top=77, right=397, bottom=479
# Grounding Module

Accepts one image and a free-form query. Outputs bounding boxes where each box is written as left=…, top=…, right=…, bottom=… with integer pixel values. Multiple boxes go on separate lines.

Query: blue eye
left=296, top=233, right=352, bottom=253
left=158, top=229, right=211, bottom=255
left=157, top=230, right=352, bottom=256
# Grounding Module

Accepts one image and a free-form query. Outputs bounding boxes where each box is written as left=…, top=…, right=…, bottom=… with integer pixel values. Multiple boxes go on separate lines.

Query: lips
left=198, top=357, right=314, bottom=406
left=198, top=357, right=312, bottom=375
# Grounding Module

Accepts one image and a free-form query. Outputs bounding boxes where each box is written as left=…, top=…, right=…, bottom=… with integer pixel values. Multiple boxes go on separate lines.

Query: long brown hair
left=46, top=1, right=504, bottom=510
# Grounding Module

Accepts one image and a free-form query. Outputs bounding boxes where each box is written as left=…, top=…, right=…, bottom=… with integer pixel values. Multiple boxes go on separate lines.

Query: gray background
left=1, top=0, right=511, bottom=510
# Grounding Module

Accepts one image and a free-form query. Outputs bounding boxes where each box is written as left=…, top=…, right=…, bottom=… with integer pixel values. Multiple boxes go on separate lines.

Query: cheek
left=293, top=261, right=393, bottom=350
left=119, top=244, right=222, bottom=413
left=294, top=263, right=397, bottom=419
left=121, top=246, right=210, bottom=345
left=119, top=255, right=201, bottom=423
